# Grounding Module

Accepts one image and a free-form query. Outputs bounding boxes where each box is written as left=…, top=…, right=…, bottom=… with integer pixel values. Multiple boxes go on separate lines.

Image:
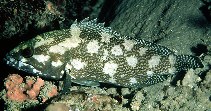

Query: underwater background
left=0, top=0, right=211, bottom=110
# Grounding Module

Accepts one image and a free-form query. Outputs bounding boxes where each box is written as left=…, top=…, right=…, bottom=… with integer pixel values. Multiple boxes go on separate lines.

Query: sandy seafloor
left=0, top=0, right=211, bottom=110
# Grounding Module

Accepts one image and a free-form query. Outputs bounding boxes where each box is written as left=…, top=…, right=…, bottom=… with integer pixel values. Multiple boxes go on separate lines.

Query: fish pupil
left=21, top=47, right=34, bottom=58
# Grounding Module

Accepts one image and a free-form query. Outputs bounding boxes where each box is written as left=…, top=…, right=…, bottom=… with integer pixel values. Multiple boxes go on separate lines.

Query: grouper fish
left=4, top=18, right=203, bottom=89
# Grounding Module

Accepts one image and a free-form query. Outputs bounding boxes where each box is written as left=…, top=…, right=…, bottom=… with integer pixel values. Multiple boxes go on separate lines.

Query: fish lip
left=3, top=54, right=60, bottom=80
left=4, top=54, right=29, bottom=71
left=4, top=54, right=64, bottom=80
left=3, top=55, right=42, bottom=75
left=3, top=54, right=16, bottom=66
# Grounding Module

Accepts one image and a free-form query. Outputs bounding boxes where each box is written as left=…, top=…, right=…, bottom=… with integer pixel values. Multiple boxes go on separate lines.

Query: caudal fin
left=175, top=55, right=203, bottom=71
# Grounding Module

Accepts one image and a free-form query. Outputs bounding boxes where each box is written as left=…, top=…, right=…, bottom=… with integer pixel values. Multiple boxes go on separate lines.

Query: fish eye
left=21, top=47, right=34, bottom=58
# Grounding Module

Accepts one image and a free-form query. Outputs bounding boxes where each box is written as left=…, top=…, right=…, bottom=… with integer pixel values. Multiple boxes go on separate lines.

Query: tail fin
left=175, top=55, right=203, bottom=71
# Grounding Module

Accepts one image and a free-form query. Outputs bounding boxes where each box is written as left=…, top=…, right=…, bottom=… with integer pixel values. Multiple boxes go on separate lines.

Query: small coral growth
left=5, top=74, right=27, bottom=102
left=1, top=74, right=59, bottom=110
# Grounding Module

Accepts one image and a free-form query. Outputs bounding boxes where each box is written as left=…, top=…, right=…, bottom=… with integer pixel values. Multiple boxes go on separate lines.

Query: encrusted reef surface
left=0, top=0, right=104, bottom=39
left=99, top=0, right=211, bottom=55
left=44, top=68, right=211, bottom=111
left=0, top=0, right=211, bottom=111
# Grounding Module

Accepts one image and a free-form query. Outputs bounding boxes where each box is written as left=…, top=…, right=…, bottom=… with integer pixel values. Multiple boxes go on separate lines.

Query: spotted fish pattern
left=4, top=18, right=203, bottom=88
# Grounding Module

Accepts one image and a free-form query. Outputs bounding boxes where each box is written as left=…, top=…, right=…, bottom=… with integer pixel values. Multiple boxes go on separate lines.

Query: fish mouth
left=3, top=54, right=64, bottom=80
left=3, top=54, right=20, bottom=68
left=3, top=54, right=43, bottom=76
